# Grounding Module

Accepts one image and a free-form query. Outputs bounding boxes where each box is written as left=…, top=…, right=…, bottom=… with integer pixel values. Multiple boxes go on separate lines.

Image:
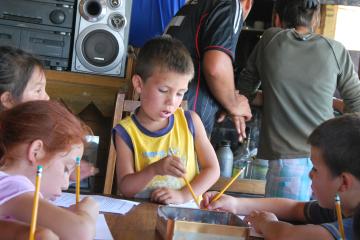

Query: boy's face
left=136, top=68, right=191, bottom=123
left=41, top=143, right=84, bottom=201
left=20, top=66, right=50, bottom=103
left=309, top=146, right=341, bottom=208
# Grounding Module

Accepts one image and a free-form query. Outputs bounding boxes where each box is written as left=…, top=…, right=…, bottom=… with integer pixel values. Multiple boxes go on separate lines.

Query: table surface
left=105, top=202, right=160, bottom=240
left=104, top=201, right=262, bottom=240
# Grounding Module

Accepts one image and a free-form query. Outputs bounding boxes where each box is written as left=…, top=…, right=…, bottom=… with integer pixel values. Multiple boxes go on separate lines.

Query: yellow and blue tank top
left=113, top=108, right=198, bottom=198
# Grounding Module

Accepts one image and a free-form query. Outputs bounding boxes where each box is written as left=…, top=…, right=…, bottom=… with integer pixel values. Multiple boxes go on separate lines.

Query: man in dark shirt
left=164, top=0, right=253, bottom=140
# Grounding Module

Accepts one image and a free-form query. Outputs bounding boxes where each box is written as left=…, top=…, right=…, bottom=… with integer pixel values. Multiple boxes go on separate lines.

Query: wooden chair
left=103, top=92, right=139, bottom=194
left=103, top=92, right=187, bottom=194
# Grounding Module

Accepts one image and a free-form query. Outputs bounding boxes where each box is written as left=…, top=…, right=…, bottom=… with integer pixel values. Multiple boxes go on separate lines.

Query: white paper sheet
left=95, top=214, right=113, bottom=240
left=52, top=192, right=140, bottom=214
left=169, top=200, right=199, bottom=209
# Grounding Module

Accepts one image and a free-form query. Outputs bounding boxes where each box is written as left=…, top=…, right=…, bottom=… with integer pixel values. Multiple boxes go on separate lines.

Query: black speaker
left=71, top=0, right=132, bottom=77
left=0, top=0, right=75, bottom=70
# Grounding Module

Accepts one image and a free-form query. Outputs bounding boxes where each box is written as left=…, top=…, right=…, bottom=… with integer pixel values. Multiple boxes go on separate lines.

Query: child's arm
left=115, top=134, right=186, bottom=197
left=0, top=220, right=59, bottom=240
left=245, top=211, right=335, bottom=240
left=181, top=111, right=220, bottom=201
left=2, top=194, right=98, bottom=240
left=202, top=191, right=306, bottom=222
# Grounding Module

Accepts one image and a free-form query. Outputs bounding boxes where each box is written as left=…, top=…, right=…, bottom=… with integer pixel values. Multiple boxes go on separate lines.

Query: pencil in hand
left=183, top=176, right=201, bottom=208
left=335, top=194, right=345, bottom=240
left=76, top=157, right=81, bottom=204
left=29, top=165, right=43, bottom=240
left=210, top=167, right=245, bottom=204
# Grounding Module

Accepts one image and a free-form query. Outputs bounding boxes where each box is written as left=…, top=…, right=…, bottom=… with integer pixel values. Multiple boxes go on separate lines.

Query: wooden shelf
left=45, top=57, right=134, bottom=117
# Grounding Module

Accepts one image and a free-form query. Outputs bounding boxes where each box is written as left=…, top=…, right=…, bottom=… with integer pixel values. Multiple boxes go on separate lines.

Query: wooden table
left=105, top=201, right=262, bottom=240
left=105, top=202, right=160, bottom=240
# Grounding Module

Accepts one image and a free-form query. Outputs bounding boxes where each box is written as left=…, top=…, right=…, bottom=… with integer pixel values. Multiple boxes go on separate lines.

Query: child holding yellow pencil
left=113, top=36, right=220, bottom=204
left=0, top=100, right=99, bottom=240
left=202, top=113, right=360, bottom=240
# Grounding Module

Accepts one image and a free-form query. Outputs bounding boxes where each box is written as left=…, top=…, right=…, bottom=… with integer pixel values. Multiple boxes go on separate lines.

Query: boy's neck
left=341, top=180, right=360, bottom=217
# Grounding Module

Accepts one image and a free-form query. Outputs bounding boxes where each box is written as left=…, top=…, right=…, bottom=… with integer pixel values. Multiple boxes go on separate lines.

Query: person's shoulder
left=259, top=27, right=284, bottom=44
left=119, top=114, right=134, bottom=126
left=262, top=27, right=283, bottom=36
left=316, top=35, right=347, bottom=51
left=0, top=172, right=33, bottom=187
left=0, top=172, right=34, bottom=205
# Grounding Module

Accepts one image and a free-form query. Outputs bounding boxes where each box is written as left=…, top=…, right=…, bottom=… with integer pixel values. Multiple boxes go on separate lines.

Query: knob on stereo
left=108, top=13, right=126, bottom=31
left=108, top=0, right=122, bottom=8
left=50, top=10, right=66, bottom=24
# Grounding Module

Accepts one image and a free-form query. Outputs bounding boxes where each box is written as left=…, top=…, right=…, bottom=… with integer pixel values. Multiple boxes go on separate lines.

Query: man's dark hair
left=274, top=0, right=320, bottom=29
left=135, top=36, right=194, bottom=81
left=308, top=113, right=360, bottom=180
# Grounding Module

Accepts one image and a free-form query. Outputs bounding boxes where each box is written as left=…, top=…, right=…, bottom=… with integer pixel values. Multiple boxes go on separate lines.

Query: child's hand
left=34, top=228, right=59, bottom=240
left=69, top=160, right=99, bottom=181
left=150, top=187, right=184, bottom=204
left=244, top=210, right=278, bottom=234
left=15, top=226, right=59, bottom=240
left=201, top=191, right=238, bottom=214
left=69, top=197, right=99, bottom=222
left=151, top=155, right=186, bottom=177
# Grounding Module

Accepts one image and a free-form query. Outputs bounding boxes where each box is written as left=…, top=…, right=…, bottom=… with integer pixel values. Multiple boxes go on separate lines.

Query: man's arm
left=203, top=50, right=252, bottom=140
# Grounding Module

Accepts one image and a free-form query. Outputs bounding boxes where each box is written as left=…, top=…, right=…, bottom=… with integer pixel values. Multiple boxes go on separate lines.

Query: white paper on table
left=52, top=192, right=140, bottom=214
left=169, top=200, right=199, bottom=209
left=95, top=214, right=113, bottom=240
left=238, top=215, right=264, bottom=238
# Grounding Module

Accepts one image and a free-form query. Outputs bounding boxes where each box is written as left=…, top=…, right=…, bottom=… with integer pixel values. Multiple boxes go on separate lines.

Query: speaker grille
left=82, top=29, right=119, bottom=67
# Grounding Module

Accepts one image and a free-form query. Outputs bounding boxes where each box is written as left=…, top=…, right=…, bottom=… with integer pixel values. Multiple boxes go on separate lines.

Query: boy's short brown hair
left=308, top=113, right=360, bottom=180
left=135, top=36, right=194, bottom=81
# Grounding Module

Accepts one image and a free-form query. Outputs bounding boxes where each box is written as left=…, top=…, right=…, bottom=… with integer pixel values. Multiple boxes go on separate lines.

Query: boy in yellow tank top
left=113, top=36, right=220, bottom=204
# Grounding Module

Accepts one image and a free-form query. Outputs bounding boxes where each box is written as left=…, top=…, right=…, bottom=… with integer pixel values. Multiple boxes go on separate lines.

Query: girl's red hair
left=0, top=100, right=89, bottom=161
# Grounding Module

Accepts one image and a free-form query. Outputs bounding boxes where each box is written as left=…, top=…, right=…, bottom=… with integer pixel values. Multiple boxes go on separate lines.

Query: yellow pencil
left=76, top=157, right=81, bottom=204
left=210, top=167, right=245, bottom=204
left=29, top=165, right=43, bottom=240
left=183, top=177, right=201, bottom=208
left=168, top=147, right=200, bottom=208
left=335, top=194, right=346, bottom=240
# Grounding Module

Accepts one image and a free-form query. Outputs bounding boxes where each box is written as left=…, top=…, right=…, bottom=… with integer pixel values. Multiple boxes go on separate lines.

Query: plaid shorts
left=265, top=158, right=313, bottom=201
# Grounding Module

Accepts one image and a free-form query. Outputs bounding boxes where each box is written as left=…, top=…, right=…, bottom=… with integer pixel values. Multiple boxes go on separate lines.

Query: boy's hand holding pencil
left=201, top=168, right=245, bottom=212
left=201, top=191, right=238, bottom=213
left=151, top=155, right=186, bottom=177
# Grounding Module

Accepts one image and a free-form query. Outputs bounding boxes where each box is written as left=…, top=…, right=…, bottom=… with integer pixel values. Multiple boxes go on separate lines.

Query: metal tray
left=156, top=206, right=250, bottom=240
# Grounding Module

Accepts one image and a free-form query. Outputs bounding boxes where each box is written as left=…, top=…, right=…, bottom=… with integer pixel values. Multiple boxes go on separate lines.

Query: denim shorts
left=265, top=158, right=313, bottom=201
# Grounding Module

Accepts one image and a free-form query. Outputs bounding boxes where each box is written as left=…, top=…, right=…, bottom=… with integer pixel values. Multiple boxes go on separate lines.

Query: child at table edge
left=202, top=113, right=360, bottom=240
left=113, top=36, right=220, bottom=204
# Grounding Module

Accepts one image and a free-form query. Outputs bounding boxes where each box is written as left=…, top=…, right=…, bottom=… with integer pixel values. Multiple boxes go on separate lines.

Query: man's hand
left=217, top=93, right=252, bottom=142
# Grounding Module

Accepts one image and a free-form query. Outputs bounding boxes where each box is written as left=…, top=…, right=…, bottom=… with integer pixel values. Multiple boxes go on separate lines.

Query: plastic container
left=246, top=158, right=268, bottom=180
left=232, top=138, right=251, bottom=179
left=216, top=140, right=234, bottom=178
